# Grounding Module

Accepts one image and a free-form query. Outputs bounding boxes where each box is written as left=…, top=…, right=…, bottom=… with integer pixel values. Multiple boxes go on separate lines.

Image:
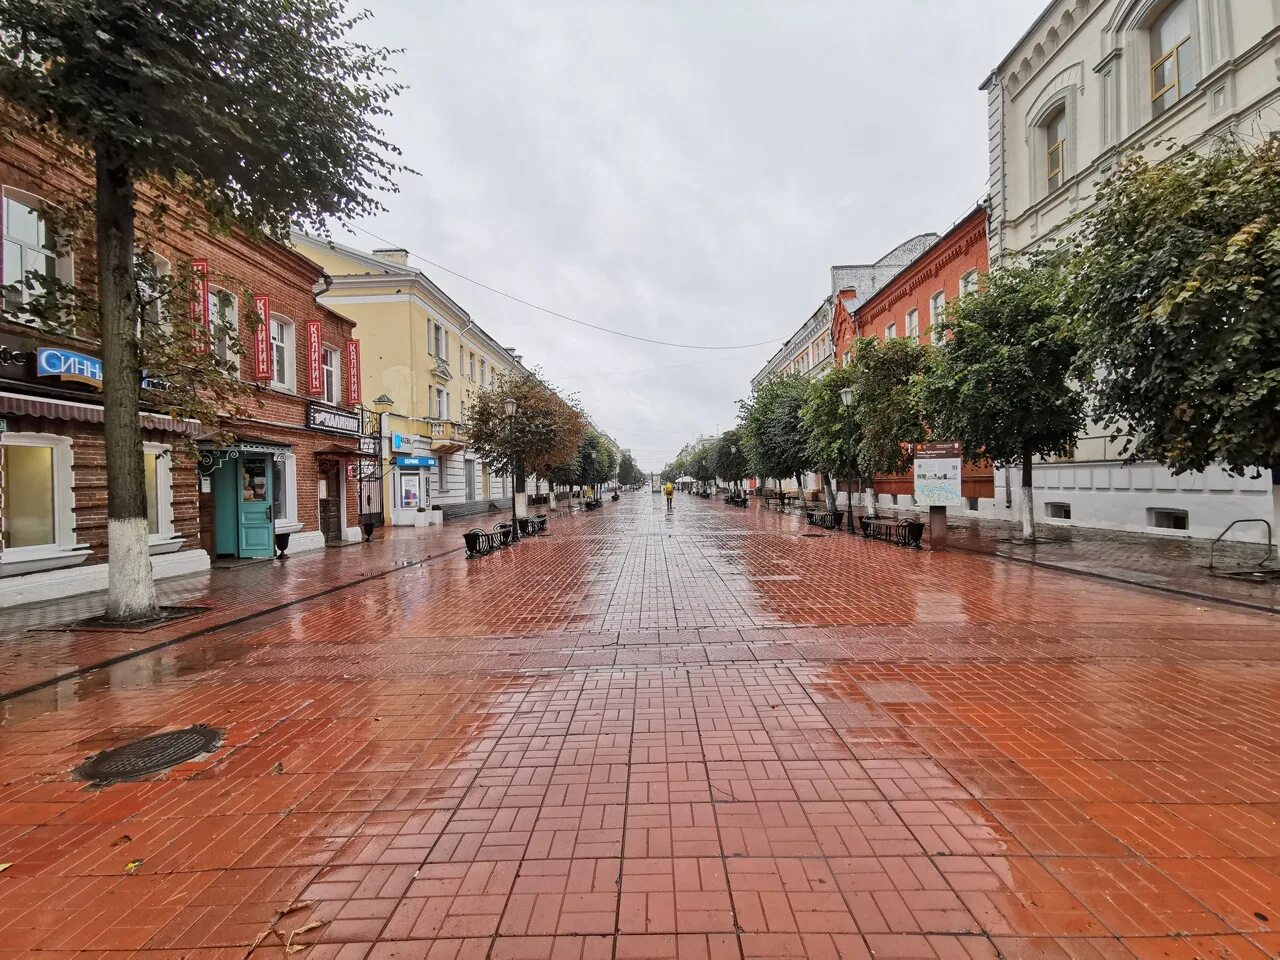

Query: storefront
left=197, top=441, right=288, bottom=560
left=390, top=453, right=438, bottom=526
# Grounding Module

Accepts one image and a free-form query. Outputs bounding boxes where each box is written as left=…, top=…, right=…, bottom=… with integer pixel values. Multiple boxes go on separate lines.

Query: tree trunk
left=1020, top=447, right=1036, bottom=541
left=822, top=474, right=837, bottom=514
left=864, top=479, right=878, bottom=518
left=98, top=152, right=157, bottom=622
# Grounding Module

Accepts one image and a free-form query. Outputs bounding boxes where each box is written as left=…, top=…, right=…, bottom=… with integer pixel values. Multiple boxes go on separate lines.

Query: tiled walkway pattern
left=0, top=494, right=1278, bottom=958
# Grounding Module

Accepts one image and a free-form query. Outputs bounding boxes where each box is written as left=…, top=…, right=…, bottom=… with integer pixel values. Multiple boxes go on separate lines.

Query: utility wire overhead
left=346, top=223, right=785, bottom=351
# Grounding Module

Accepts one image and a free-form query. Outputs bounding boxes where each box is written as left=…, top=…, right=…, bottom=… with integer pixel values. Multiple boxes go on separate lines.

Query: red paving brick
left=0, top=492, right=1278, bottom=959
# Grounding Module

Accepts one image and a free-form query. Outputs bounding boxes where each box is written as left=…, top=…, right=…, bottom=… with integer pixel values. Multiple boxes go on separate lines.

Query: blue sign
left=37, top=347, right=102, bottom=386
left=395, top=456, right=437, bottom=468
left=391, top=433, right=414, bottom=452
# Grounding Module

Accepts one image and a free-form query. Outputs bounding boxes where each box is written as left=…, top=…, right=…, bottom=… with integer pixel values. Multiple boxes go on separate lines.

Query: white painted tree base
left=107, top=517, right=158, bottom=620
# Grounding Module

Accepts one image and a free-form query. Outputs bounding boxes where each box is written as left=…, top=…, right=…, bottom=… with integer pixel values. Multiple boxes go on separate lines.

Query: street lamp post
left=504, top=397, right=520, bottom=543
left=839, top=387, right=856, bottom=533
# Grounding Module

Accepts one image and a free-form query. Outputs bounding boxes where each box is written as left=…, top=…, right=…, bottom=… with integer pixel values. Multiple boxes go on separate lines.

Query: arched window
left=207, top=285, right=239, bottom=373
left=1150, top=0, right=1198, bottom=116
left=270, top=313, right=295, bottom=391
left=1044, top=106, right=1068, bottom=191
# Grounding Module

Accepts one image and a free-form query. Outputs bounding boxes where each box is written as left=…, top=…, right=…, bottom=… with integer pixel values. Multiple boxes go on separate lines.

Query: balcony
left=428, top=419, right=468, bottom=453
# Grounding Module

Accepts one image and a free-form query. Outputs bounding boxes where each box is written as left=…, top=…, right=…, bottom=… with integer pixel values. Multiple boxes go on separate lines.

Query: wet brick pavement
left=0, top=492, right=1278, bottom=959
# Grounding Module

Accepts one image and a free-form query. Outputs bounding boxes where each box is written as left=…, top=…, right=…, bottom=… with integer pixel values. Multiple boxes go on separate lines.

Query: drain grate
left=74, top=725, right=221, bottom=785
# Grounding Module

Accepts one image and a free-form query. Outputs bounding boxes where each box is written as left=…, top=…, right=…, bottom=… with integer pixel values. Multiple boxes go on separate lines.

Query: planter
left=274, top=531, right=292, bottom=560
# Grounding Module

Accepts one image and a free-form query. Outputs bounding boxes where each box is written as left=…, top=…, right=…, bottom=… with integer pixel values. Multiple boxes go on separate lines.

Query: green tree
left=740, top=374, right=812, bottom=500
left=0, top=0, right=407, bottom=620
left=847, top=337, right=928, bottom=518
left=712, top=428, right=750, bottom=494
left=687, top=440, right=716, bottom=493
left=802, top=365, right=864, bottom=525
left=1069, top=135, right=1280, bottom=526
left=617, top=450, right=645, bottom=487
left=468, top=371, right=587, bottom=511
left=919, top=264, right=1084, bottom=540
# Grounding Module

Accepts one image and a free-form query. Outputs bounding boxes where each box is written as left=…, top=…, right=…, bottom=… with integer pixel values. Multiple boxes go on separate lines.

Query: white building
left=981, top=0, right=1280, bottom=541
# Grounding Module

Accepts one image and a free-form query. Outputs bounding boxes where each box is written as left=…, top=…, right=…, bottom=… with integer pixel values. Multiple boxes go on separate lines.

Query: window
left=141, top=442, right=175, bottom=542
left=2, top=191, right=65, bottom=314
left=138, top=253, right=172, bottom=333
left=842, top=351, right=852, bottom=366
left=480, top=358, right=487, bottom=383
left=1151, top=0, right=1198, bottom=116
left=905, top=309, right=919, bottom=340
left=432, top=322, right=446, bottom=359
left=435, top=386, right=447, bottom=419
left=0, top=433, right=75, bottom=561
left=399, top=471, right=422, bottom=508
left=1148, top=507, right=1189, bottom=530
left=144, top=452, right=160, bottom=536
left=1045, top=502, right=1072, bottom=520
left=885, top=323, right=896, bottom=340
left=438, top=452, right=450, bottom=492
left=929, top=291, right=946, bottom=342
left=322, top=345, right=340, bottom=405
left=1045, top=107, right=1067, bottom=191
left=960, top=270, right=980, bottom=295
left=469, top=351, right=476, bottom=381
left=2, top=442, right=55, bottom=547
left=270, top=314, right=294, bottom=390
left=271, top=454, right=299, bottom=532
left=208, top=287, right=238, bottom=372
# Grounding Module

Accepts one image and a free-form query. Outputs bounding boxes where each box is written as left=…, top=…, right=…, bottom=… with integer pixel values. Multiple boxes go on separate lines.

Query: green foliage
left=1069, top=134, right=1280, bottom=476
left=847, top=337, right=928, bottom=478
left=617, top=450, right=645, bottom=486
left=686, top=440, right=715, bottom=486
left=711, top=428, right=749, bottom=484
left=739, top=373, right=812, bottom=483
left=467, top=371, right=587, bottom=480
left=918, top=263, right=1084, bottom=468
left=801, top=364, right=863, bottom=482
left=0, top=0, right=408, bottom=240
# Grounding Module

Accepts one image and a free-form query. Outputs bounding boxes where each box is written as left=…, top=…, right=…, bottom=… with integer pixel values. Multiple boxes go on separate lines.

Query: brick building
left=0, top=117, right=368, bottom=607
left=832, top=205, right=994, bottom=510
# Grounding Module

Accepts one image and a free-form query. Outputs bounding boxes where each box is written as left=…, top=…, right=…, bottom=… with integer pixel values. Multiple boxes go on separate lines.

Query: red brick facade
left=0, top=115, right=364, bottom=598
left=832, top=207, right=994, bottom=502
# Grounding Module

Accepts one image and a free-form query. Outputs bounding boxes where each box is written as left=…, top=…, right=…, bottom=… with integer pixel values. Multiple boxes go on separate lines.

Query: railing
left=1208, top=519, right=1274, bottom=572
left=429, top=420, right=470, bottom=443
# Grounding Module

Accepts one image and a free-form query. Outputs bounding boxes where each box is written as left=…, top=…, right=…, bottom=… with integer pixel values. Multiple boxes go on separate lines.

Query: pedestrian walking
left=663, top=481, right=675, bottom=511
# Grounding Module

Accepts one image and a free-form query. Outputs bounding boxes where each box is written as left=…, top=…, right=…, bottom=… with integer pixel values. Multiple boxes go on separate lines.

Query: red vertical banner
left=252, top=295, right=272, bottom=380
left=345, top=339, right=361, bottom=405
left=306, top=320, right=323, bottom=395
left=190, top=260, right=210, bottom=353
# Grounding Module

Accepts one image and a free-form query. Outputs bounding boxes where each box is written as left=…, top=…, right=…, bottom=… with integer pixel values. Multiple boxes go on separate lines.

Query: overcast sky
left=346, top=0, right=1033, bottom=471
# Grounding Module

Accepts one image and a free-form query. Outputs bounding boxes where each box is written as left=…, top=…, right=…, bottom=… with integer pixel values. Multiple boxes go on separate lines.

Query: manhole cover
left=74, top=725, right=222, bottom=785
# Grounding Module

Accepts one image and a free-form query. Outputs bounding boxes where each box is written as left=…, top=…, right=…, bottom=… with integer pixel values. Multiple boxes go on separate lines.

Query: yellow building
left=291, top=234, right=528, bottom=526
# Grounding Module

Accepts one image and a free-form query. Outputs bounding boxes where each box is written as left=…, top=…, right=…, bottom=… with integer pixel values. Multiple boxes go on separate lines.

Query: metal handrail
left=1207, top=518, right=1273, bottom=571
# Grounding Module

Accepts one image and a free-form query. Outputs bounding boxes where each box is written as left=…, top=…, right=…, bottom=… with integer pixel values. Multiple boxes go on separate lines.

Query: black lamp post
left=505, top=397, right=520, bottom=543
left=839, top=386, right=857, bottom=532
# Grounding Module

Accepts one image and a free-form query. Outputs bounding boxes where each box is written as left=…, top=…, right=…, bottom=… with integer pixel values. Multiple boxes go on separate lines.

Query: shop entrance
left=210, top=454, right=275, bottom=559
left=317, top=458, right=343, bottom=544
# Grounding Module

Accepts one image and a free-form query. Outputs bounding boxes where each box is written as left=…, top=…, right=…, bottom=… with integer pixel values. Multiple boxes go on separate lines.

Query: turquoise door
left=237, top=456, right=275, bottom=557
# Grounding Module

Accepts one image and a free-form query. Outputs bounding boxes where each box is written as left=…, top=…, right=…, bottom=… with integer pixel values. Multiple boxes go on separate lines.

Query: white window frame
left=142, top=441, right=177, bottom=546
left=906, top=309, right=919, bottom=340
left=0, top=431, right=82, bottom=567
left=2, top=187, right=74, bottom=316
left=272, top=452, right=301, bottom=533
left=270, top=313, right=295, bottom=391
left=321, top=344, right=340, bottom=405
left=885, top=323, right=896, bottom=340
left=480, top=358, right=487, bottom=384
left=960, top=270, right=980, bottom=295
left=438, top=452, right=450, bottom=492
left=138, top=252, right=172, bottom=335
left=929, top=291, right=946, bottom=343
left=469, top=351, right=476, bottom=381
left=208, top=285, right=239, bottom=376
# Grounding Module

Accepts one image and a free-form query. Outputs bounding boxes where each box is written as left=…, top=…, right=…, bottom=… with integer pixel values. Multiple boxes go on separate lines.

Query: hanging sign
left=305, top=401, right=362, bottom=436
left=253, top=295, right=272, bottom=380
left=345, top=339, right=361, bottom=404
left=913, top=442, right=965, bottom=507
left=305, top=321, right=323, bottom=395
left=190, top=260, right=210, bottom=354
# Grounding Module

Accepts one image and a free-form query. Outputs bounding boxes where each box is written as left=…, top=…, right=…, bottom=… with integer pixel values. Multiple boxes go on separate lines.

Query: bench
left=806, top=509, right=844, bottom=530
left=464, top=527, right=500, bottom=557
left=859, top=516, right=924, bottom=548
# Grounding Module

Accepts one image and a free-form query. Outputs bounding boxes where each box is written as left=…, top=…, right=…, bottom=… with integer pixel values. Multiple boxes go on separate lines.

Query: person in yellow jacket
left=663, top=481, right=675, bottom=511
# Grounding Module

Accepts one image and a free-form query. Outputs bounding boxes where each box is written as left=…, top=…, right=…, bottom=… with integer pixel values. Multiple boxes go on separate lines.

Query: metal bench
left=492, top=521, right=514, bottom=546
left=806, top=509, right=844, bottom=530
left=464, top=527, right=498, bottom=557
left=532, top=513, right=549, bottom=533
left=859, top=516, right=924, bottom=548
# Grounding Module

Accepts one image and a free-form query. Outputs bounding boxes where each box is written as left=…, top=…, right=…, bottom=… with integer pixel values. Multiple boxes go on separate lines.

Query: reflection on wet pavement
left=0, top=493, right=1277, bottom=959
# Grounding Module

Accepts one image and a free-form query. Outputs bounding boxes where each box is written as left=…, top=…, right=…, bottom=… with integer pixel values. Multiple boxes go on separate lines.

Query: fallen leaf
left=280, top=900, right=314, bottom=916
left=0, top=863, right=12, bottom=874
left=124, top=859, right=144, bottom=874
left=289, top=920, right=325, bottom=936
left=286, top=946, right=308, bottom=955
left=110, top=835, right=132, bottom=847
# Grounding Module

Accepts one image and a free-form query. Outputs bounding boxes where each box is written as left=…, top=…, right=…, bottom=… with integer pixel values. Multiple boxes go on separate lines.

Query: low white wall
left=0, top=549, right=211, bottom=609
